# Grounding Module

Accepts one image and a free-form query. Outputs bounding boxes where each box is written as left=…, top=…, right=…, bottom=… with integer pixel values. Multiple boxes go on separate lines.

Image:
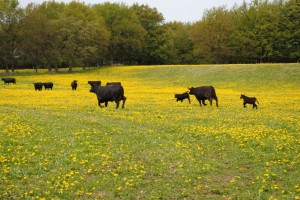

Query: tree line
left=0, top=0, right=299, bottom=72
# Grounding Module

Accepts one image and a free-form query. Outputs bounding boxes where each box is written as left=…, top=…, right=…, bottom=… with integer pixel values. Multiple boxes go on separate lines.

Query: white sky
left=18, top=0, right=251, bottom=23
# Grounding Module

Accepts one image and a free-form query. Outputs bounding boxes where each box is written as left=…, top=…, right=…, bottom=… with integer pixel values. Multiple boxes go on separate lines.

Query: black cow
left=1, top=78, right=16, bottom=84
left=240, top=94, right=259, bottom=109
left=188, top=86, right=218, bottom=107
left=88, top=81, right=101, bottom=87
left=33, top=82, right=43, bottom=91
left=71, top=80, right=78, bottom=90
left=43, top=82, right=53, bottom=90
left=90, top=84, right=126, bottom=109
left=174, top=92, right=191, bottom=104
left=106, top=82, right=121, bottom=86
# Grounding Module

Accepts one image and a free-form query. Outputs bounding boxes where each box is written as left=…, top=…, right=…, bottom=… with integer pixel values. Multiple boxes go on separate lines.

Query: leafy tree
left=93, top=3, right=145, bottom=65
left=132, top=4, right=169, bottom=64
left=191, top=7, right=234, bottom=63
left=278, top=0, right=300, bottom=62
left=163, top=22, right=194, bottom=64
left=0, top=0, right=23, bottom=72
left=61, top=2, right=109, bottom=71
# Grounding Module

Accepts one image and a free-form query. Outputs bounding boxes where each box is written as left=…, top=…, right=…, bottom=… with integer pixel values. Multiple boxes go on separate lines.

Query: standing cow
left=71, top=80, right=78, bottom=90
left=174, top=92, right=191, bottom=104
left=188, top=86, right=218, bottom=107
left=1, top=78, right=16, bottom=84
left=240, top=94, right=259, bottom=109
left=90, top=84, right=126, bottom=109
left=33, top=82, right=43, bottom=91
left=43, top=82, right=53, bottom=90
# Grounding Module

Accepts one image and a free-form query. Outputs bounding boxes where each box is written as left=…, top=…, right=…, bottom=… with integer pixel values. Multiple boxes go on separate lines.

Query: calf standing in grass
left=71, top=80, right=78, bottom=90
left=240, top=94, right=259, bottom=109
left=174, top=92, right=191, bottom=104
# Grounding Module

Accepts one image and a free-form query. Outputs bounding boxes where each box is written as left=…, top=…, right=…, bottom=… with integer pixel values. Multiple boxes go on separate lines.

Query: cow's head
left=188, top=87, right=196, bottom=95
left=240, top=94, right=246, bottom=99
left=89, top=85, right=98, bottom=94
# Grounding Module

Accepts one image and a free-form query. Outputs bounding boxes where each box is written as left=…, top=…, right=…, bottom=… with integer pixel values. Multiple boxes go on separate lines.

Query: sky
left=18, top=0, right=251, bottom=23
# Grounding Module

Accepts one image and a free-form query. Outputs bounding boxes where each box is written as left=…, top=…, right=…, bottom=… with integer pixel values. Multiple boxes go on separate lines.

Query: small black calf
left=240, top=94, right=259, bottom=109
left=71, top=80, right=78, bottom=90
left=175, top=92, right=191, bottom=104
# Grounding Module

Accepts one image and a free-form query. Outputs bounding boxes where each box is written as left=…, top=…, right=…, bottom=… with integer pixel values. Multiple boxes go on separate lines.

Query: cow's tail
left=256, top=98, right=259, bottom=104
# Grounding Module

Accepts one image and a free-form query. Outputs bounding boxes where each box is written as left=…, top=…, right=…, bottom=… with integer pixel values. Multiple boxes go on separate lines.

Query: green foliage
left=0, top=0, right=299, bottom=71
left=93, top=3, right=145, bottom=65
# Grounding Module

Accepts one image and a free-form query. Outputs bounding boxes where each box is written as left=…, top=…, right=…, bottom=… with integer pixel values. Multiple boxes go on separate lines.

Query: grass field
left=0, top=64, right=299, bottom=199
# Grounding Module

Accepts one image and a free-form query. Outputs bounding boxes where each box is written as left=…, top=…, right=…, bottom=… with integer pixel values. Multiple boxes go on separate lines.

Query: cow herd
left=1, top=77, right=260, bottom=109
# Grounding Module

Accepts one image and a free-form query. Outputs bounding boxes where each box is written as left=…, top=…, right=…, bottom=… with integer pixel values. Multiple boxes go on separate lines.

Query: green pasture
left=0, top=64, right=299, bottom=199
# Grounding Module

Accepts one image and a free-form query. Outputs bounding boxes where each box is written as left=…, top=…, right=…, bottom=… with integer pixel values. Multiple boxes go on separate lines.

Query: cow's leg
left=98, top=99, right=103, bottom=108
left=105, top=101, right=108, bottom=107
left=253, top=103, right=257, bottom=109
left=202, top=99, right=207, bottom=106
left=215, top=98, right=219, bottom=107
left=115, top=101, right=120, bottom=109
left=208, top=98, right=212, bottom=106
left=188, top=97, right=191, bottom=104
left=197, top=99, right=202, bottom=107
left=122, top=96, right=126, bottom=109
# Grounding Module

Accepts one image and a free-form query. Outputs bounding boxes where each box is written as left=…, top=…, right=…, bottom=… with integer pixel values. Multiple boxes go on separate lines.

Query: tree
left=132, top=4, right=168, bottom=64
left=0, top=0, right=23, bottom=72
left=191, top=7, right=234, bottom=63
left=278, top=0, right=300, bottom=62
left=163, top=22, right=194, bottom=64
left=93, top=3, right=145, bottom=65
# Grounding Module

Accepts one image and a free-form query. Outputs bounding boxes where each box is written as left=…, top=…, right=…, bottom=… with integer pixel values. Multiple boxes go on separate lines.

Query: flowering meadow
left=0, top=64, right=299, bottom=199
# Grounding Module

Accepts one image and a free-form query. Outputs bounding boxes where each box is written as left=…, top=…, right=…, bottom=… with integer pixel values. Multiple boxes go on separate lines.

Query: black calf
left=240, top=94, right=259, bottom=109
left=174, top=92, right=191, bottom=104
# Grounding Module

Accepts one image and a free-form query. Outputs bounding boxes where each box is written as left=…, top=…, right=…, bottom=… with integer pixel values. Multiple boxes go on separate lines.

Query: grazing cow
left=106, top=82, right=121, bottom=86
left=174, top=92, right=191, bottom=104
left=43, top=82, right=53, bottom=90
left=188, top=86, right=218, bottom=107
left=1, top=78, right=16, bottom=84
left=71, top=80, right=78, bottom=90
left=88, top=81, right=101, bottom=87
left=240, top=94, right=259, bottom=109
left=33, top=82, right=43, bottom=91
left=90, top=84, right=126, bottom=109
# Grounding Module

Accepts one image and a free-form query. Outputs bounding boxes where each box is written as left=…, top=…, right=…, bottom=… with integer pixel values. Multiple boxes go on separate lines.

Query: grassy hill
left=0, top=64, right=299, bottom=199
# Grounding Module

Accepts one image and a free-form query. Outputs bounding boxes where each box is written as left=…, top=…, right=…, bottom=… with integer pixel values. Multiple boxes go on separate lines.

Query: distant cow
left=71, top=80, right=78, bottom=90
left=88, top=81, right=101, bottom=87
left=90, top=84, right=126, bottom=109
left=174, top=92, right=190, bottom=104
left=106, top=82, right=121, bottom=86
left=188, top=86, right=218, bottom=107
left=33, top=82, right=43, bottom=91
left=1, top=78, right=16, bottom=84
left=240, top=94, right=259, bottom=109
left=43, top=82, right=53, bottom=90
